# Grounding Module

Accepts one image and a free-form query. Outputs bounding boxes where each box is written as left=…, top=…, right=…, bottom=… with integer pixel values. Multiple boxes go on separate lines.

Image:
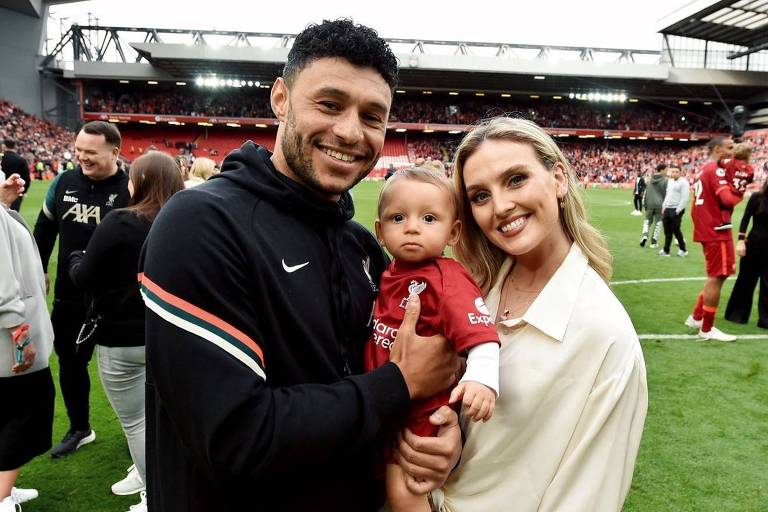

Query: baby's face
left=376, top=179, right=460, bottom=263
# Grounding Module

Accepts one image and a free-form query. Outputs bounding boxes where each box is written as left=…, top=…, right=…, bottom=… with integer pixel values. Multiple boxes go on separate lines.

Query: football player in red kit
left=687, top=136, right=741, bottom=341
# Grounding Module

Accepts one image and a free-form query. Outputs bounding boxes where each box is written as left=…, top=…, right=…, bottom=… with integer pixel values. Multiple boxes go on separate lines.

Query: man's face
left=270, top=58, right=392, bottom=201
left=716, top=138, right=734, bottom=160
left=75, top=130, right=119, bottom=180
left=670, top=168, right=681, bottom=180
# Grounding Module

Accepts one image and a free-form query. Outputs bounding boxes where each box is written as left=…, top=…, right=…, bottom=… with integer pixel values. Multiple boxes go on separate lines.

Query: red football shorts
left=701, top=240, right=735, bottom=277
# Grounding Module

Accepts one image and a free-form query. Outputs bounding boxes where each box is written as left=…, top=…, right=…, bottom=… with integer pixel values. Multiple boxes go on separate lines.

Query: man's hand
left=736, top=240, right=747, bottom=258
left=395, top=405, right=462, bottom=495
left=449, top=381, right=496, bottom=422
left=0, top=173, right=25, bottom=207
left=389, top=294, right=460, bottom=400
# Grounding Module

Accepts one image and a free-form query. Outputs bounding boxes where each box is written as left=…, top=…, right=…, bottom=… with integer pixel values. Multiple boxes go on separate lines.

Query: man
left=640, top=163, right=667, bottom=248
left=1, top=140, right=30, bottom=211
left=686, top=136, right=740, bottom=341
left=659, top=166, right=689, bottom=257
left=33, top=121, right=130, bottom=456
left=140, top=20, right=461, bottom=511
left=631, top=170, right=645, bottom=215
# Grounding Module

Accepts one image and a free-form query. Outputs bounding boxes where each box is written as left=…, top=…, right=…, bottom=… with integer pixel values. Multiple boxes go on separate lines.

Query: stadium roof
left=659, top=0, right=768, bottom=57
left=0, top=0, right=80, bottom=18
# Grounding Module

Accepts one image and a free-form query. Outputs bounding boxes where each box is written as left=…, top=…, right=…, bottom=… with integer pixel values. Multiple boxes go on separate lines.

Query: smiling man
left=33, top=121, right=130, bottom=458
left=140, top=19, right=462, bottom=511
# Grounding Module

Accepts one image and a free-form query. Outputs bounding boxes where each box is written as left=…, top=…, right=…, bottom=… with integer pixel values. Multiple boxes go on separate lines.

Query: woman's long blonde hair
left=452, top=117, right=612, bottom=292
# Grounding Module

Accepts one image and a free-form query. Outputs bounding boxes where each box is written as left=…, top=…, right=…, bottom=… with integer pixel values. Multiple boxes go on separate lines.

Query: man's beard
left=281, top=109, right=375, bottom=199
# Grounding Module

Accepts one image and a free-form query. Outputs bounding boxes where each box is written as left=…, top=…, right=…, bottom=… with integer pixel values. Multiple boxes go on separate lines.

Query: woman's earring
left=559, top=198, right=565, bottom=209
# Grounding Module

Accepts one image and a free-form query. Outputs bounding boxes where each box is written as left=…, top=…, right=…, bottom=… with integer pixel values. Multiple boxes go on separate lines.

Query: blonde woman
left=429, top=118, right=648, bottom=511
left=184, top=157, right=215, bottom=188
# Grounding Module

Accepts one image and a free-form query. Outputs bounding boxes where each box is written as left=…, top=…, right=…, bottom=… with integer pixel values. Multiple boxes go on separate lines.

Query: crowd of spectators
left=389, top=99, right=730, bottom=132
left=85, top=89, right=273, bottom=119
left=0, top=99, right=75, bottom=178
left=2, top=97, right=765, bottom=186
left=85, top=88, right=730, bottom=132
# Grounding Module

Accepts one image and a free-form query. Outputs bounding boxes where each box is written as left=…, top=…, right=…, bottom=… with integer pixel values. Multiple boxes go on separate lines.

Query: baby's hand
left=449, top=381, right=496, bottom=422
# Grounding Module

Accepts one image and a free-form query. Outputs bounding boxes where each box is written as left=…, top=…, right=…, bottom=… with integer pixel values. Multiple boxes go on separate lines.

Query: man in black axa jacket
left=33, top=121, right=130, bottom=458
left=140, top=19, right=463, bottom=512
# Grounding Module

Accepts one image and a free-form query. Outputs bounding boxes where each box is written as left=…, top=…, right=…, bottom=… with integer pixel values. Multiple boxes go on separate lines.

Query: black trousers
left=634, top=194, right=642, bottom=211
left=51, top=299, right=96, bottom=431
left=662, top=208, right=686, bottom=253
left=725, top=243, right=768, bottom=328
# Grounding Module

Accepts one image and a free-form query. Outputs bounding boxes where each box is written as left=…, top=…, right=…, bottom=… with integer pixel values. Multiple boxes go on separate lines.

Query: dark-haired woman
left=725, top=178, right=768, bottom=328
left=68, top=151, right=184, bottom=512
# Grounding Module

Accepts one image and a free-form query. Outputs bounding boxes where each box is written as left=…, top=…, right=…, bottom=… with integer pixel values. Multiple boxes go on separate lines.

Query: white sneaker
left=677, top=250, right=688, bottom=257
left=0, top=496, right=19, bottom=512
left=127, top=491, right=147, bottom=512
left=685, top=315, right=703, bottom=329
left=112, top=464, right=145, bottom=496
left=699, top=327, right=737, bottom=342
left=11, top=487, right=38, bottom=504
left=658, top=250, right=670, bottom=257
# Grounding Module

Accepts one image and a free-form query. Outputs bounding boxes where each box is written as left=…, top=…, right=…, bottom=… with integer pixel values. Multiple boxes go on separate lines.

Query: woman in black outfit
left=725, top=178, right=768, bottom=328
left=68, top=152, right=183, bottom=512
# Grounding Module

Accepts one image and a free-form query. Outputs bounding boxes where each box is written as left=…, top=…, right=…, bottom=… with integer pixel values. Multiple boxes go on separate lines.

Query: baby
left=715, top=142, right=754, bottom=231
left=364, top=168, right=500, bottom=512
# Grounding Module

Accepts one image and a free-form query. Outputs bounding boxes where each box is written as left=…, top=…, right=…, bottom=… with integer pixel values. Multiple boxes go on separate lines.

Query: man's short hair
left=3, top=139, right=16, bottom=150
left=80, top=121, right=122, bottom=148
left=655, top=163, right=667, bottom=173
left=707, top=136, right=730, bottom=153
left=283, top=19, right=398, bottom=91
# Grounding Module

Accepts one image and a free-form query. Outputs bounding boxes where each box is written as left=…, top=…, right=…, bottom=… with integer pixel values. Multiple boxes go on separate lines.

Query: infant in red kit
left=716, top=143, right=755, bottom=231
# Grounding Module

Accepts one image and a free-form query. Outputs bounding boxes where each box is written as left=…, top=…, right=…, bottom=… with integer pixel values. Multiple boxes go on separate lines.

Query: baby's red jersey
left=364, top=257, right=499, bottom=436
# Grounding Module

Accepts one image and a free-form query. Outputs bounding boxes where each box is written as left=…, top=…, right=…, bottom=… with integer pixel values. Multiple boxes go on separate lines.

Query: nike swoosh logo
left=65, top=190, right=78, bottom=194
left=282, top=259, right=309, bottom=273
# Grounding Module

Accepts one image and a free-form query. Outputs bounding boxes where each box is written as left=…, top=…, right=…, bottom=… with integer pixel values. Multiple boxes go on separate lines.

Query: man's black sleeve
left=738, top=193, right=758, bottom=237
left=140, top=191, right=410, bottom=487
left=32, top=174, right=63, bottom=272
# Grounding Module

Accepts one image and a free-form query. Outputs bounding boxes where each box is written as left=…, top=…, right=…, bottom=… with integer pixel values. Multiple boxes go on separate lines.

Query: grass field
left=16, top=180, right=768, bottom=511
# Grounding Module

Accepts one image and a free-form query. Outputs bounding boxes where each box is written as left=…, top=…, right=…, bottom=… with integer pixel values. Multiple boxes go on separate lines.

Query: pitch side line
left=639, top=334, right=768, bottom=340
left=611, top=277, right=707, bottom=286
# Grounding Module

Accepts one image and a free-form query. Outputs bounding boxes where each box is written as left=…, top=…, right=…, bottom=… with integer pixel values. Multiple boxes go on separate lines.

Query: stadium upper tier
left=83, top=85, right=730, bottom=134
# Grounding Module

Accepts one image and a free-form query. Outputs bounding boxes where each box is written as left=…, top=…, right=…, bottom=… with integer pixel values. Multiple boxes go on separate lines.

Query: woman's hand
left=394, top=405, right=462, bottom=494
left=736, top=240, right=747, bottom=258
left=10, top=323, right=36, bottom=373
left=12, top=340, right=36, bottom=373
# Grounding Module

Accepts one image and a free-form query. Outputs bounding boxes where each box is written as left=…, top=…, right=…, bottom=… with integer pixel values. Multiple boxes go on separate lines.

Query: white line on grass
left=611, top=277, right=707, bottom=286
left=639, top=334, right=768, bottom=340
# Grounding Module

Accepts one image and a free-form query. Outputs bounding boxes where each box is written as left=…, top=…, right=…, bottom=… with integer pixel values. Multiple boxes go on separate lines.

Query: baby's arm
left=449, top=342, right=499, bottom=422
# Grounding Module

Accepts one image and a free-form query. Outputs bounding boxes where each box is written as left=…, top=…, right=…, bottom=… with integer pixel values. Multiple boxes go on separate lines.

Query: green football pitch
left=16, top=180, right=768, bottom=511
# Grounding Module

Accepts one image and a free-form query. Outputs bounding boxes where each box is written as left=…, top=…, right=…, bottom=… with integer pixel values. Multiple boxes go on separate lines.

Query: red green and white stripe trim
left=139, top=273, right=266, bottom=380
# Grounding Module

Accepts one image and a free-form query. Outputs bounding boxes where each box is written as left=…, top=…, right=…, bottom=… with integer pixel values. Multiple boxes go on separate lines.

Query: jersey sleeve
left=140, top=190, right=410, bottom=486
left=438, top=260, right=500, bottom=354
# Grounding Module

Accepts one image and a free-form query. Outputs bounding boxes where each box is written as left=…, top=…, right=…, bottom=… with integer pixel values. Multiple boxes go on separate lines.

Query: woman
left=0, top=174, right=55, bottom=510
left=725, top=178, right=768, bottom=328
left=184, top=157, right=215, bottom=188
left=68, top=151, right=184, bottom=512
left=432, top=118, right=648, bottom=511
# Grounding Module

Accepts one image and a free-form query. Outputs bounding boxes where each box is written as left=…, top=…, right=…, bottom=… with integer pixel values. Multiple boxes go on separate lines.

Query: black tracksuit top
left=140, top=142, right=410, bottom=511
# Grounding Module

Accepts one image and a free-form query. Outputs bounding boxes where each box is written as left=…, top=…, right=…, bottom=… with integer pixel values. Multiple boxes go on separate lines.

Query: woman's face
left=128, top=177, right=134, bottom=197
left=462, top=139, right=567, bottom=258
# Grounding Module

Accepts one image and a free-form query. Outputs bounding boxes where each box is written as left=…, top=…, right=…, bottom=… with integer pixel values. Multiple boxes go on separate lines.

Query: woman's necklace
left=498, top=270, right=544, bottom=321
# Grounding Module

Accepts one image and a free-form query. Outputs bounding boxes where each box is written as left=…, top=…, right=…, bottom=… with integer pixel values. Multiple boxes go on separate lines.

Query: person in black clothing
left=68, top=151, right=183, bottom=511
left=33, top=121, right=130, bottom=458
left=1, top=140, right=30, bottom=212
left=140, top=20, right=462, bottom=511
left=632, top=170, right=645, bottom=216
left=725, top=178, right=768, bottom=328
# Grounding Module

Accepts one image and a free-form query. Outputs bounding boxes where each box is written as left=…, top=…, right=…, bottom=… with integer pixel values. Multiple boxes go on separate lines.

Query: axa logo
left=399, top=280, right=426, bottom=309
left=106, top=193, right=118, bottom=207
left=62, top=203, right=101, bottom=224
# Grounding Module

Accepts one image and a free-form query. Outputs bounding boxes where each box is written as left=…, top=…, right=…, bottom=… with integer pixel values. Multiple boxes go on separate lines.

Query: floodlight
left=247, top=81, right=254, bottom=87
left=196, top=77, right=204, bottom=86
left=569, top=92, right=575, bottom=99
